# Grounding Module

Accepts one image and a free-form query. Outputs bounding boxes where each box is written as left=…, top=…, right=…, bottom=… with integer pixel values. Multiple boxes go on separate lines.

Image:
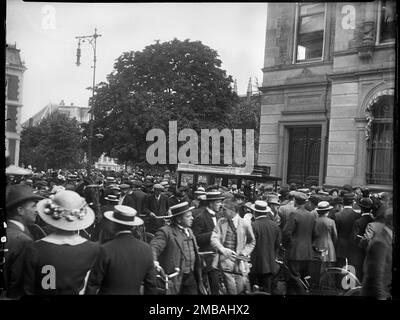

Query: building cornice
left=259, top=80, right=329, bottom=91
left=328, top=67, right=395, bottom=80
left=261, top=60, right=333, bottom=73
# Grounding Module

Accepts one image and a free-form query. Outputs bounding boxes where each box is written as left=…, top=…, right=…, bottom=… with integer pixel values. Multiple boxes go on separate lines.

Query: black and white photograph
left=2, top=0, right=396, bottom=306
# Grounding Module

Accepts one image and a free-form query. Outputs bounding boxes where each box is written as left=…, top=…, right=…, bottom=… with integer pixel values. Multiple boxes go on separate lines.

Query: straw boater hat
left=104, top=194, right=119, bottom=202
left=204, top=191, right=225, bottom=201
left=316, top=201, right=333, bottom=212
left=153, top=184, right=164, bottom=191
left=168, top=202, right=195, bottom=218
left=250, top=200, right=270, bottom=213
left=36, top=190, right=95, bottom=231
left=104, top=205, right=143, bottom=226
left=194, top=187, right=206, bottom=195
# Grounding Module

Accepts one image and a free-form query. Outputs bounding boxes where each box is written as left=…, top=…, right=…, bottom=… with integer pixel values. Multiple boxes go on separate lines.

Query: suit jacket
left=335, top=207, right=360, bottom=260
left=361, top=227, right=392, bottom=299
left=143, top=194, right=169, bottom=216
left=192, top=207, right=219, bottom=269
left=143, top=194, right=170, bottom=234
left=4, top=221, right=33, bottom=298
left=278, top=201, right=296, bottom=231
left=210, top=215, right=256, bottom=269
left=85, top=232, right=157, bottom=295
left=283, top=207, right=316, bottom=261
left=121, top=194, right=136, bottom=209
left=312, top=216, right=337, bottom=262
left=251, top=216, right=281, bottom=274
left=131, top=189, right=148, bottom=216
left=150, top=224, right=206, bottom=295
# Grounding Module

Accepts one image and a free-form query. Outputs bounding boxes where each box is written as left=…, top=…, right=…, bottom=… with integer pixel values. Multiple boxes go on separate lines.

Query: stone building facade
left=6, top=44, right=26, bottom=166
left=258, top=1, right=395, bottom=191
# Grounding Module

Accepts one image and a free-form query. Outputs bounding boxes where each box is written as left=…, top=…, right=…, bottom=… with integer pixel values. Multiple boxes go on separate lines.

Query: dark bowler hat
left=358, top=197, right=373, bottom=210
left=104, top=205, right=143, bottom=226
left=205, top=191, right=226, bottom=201
left=6, top=185, right=43, bottom=209
left=343, top=193, right=355, bottom=200
left=342, top=184, right=353, bottom=192
left=308, top=194, right=321, bottom=206
left=168, top=202, right=195, bottom=218
left=331, top=196, right=344, bottom=206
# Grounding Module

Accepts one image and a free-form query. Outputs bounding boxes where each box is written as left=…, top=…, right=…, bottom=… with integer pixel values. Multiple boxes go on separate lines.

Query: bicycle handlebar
left=156, top=265, right=180, bottom=280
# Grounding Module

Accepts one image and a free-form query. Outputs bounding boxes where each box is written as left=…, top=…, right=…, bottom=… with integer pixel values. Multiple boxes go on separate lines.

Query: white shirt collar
left=361, top=212, right=372, bottom=217
left=8, top=219, right=25, bottom=232
left=255, top=215, right=267, bottom=220
left=155, top=194, right=161, bottom=201
left=344, top=206, right=353, bottom=209
left=115, top=230, right=132, bottom=236
left=41, top=233, right=87, bottom=245
left=230, top=214, right=240, bottom=228
left=207, top=207, right=216, bottom=216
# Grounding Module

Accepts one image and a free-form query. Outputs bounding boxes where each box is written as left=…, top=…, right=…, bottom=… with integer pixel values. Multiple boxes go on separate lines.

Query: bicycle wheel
left=315, top=268, right=361, bottom=296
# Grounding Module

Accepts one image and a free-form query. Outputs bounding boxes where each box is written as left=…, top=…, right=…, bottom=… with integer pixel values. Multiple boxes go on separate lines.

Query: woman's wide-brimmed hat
left=250, top=200, right=270, bottom=213
left=37, top=190, right=95, bottom=231
left=316, top=201, right=333, bottom=212
left=104, top=205, right=143, bottom=226
left=168, top=202, right=195, bottom=218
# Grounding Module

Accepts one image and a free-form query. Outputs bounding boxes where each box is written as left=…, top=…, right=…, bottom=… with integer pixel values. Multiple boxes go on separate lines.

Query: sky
left=6, top=1, right=268, bottom=122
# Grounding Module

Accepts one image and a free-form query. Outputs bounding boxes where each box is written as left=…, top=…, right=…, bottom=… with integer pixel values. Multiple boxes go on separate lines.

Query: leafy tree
left=20, top=113, right=85, bottom=170
left=89, top=38, right=239, bottom=166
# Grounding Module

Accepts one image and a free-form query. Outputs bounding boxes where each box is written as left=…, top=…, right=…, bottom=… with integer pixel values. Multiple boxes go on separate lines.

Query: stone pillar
left=352, top=118, right=368, bottom=185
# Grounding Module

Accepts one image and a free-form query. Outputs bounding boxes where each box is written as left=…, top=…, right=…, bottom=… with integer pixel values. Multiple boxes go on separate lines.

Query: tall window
left=367, top=95, right=393, bottom=185
left=377, top=0, right=396, bottom=44
left=295, top=3, right=326, bottom=62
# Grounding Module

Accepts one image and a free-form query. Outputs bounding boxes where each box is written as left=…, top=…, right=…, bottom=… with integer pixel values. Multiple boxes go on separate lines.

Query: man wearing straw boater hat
left=150, top=202, right=206, bottom=295
left=85, top=205, right=157, bottom=295
left=22, top=190, right=100, bottom=295
left=211, top=197, right=255, bottom=294
left=4, top=185, right=43, bottom=298
left=249, top=200, right=281, bottom=294
left=192, top=191, right=225, bottom=294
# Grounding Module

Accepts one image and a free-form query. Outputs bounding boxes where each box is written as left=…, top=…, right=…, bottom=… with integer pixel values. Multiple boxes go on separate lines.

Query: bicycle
left=198, top=251, right=226, bottom=295
left=155, top=265, right=180, bottom=295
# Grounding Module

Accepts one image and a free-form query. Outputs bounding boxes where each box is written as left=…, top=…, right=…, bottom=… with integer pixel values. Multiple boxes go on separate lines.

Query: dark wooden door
left=287, top=126, right=321, bottom=186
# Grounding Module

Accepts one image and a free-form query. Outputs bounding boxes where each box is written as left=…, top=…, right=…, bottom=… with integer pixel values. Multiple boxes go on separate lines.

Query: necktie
left=228, top=218, right=236, bottom=233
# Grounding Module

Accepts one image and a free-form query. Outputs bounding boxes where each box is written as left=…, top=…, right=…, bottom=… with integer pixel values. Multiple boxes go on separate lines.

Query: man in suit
left=334, top=193, right=360, bottom=272
left=4, top=185, right=42, bottom=298
left=129, top=180, right=147, bottom=216
left=150, top=202, right=206, bottom=295
left=278, top=191, right=296, bottom=231
left=351, top=197, right=374, bottom=282
left=143, top=184, right=170, bottom=234
left=211, top=197, right=255, bottom=294
left=361, top=208, right=392, bottom=299
left=192, top=191, right=225, bottom=294
left=250, top=200, right=281, bottom=294
left=118, top=184, right=136, bottom=208
left=283, top=191, right=316, bottom=291
left=85, top=205, right=156, bottom=294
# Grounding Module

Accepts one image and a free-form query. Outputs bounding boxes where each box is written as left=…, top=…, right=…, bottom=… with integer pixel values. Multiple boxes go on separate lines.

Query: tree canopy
left=90, top=38, right=239, bottom=165
left=20, top=113, right=85, bottom=170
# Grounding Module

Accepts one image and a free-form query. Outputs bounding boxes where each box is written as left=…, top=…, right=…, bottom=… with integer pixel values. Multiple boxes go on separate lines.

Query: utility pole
left=75, top=28, right=101, bottom=177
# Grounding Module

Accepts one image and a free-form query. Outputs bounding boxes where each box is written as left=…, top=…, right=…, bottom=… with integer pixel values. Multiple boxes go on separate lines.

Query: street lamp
left=75, top=28, right=102, bottom=176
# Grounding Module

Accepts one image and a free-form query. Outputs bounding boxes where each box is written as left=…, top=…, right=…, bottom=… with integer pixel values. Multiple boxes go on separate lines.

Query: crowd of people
left=2, top=166, right=393, bottom=298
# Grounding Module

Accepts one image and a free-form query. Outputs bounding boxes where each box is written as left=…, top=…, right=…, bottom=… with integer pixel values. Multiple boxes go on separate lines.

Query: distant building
left=22, top=100, right=90, bottom=127
left=22, top=100, right=121, bottom=171
left=258, top=1, right=395, bottom=191
left=94, top=154, right=124, bottom=171
left=6, top=43, right=26, bottom=166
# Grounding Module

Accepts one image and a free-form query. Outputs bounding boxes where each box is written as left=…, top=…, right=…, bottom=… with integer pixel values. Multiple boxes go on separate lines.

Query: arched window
left=366, top=94, right=393, bottom=185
